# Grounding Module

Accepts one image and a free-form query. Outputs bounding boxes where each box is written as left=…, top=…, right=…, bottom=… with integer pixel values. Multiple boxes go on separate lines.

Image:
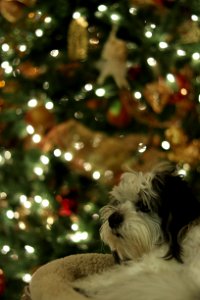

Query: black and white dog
left=75, top=162, right=200, bottom=300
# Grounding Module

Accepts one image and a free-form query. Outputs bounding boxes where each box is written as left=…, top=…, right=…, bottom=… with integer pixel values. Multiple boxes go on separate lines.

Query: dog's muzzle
left=108, top=212, right=124, bottom=229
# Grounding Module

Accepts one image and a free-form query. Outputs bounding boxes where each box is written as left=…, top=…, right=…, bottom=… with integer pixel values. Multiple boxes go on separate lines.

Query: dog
left=74, top=162, right=200, bottom=299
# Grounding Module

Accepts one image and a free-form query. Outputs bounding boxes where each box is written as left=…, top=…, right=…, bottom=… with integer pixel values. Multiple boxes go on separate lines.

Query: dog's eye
left=135, top=200, right=151, bottom=213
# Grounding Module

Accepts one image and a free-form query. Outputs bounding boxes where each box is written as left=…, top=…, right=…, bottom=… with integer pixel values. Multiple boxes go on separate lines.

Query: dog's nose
left=108, top=212, right=124, bottom=229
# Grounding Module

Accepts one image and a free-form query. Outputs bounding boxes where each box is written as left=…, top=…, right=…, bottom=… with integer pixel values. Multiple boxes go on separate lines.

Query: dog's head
left=100, top=162, right=200, bottom=263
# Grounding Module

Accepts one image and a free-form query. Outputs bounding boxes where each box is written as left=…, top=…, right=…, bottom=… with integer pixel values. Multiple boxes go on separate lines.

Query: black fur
left=152, top=170, right=200, bottom=262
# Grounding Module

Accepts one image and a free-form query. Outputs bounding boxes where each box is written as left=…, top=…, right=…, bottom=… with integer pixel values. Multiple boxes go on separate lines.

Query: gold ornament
left=165, top=125, right=188, bottom=146
left=67, top=17, right=88, bottom=61
left=143, top=78, right=172, bottom=113
left=0, top=0, right=36, bottom=23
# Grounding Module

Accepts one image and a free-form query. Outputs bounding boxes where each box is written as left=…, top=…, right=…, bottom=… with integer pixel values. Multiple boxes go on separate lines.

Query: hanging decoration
left=96, top=27, right=129, bottom=88
left=67, top=16, right=89, bottom=61
left=0, top=0, right=36, bottom=22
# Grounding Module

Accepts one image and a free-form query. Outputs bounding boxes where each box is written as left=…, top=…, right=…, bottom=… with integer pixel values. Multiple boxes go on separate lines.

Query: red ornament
left=127, top=65, right=141, bottom=81
left=0, top=269, right=5, bottom=296
left=170, top=73, right=191, bottom=104
left=56, top=193, right=78, bottom=217
left=107, top=100, right=131, bottom=128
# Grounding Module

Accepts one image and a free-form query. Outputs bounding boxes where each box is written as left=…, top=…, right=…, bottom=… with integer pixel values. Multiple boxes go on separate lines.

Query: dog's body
left=73, top=163, right=200, bottom=299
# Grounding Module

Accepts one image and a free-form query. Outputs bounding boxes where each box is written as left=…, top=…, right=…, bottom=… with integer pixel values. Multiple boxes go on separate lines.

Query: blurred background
left=0, top=0, right=200, bottom=298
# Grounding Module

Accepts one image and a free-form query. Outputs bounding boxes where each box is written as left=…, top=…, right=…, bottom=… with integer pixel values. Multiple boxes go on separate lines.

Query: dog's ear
left=152, top=166, right=200, bottom=262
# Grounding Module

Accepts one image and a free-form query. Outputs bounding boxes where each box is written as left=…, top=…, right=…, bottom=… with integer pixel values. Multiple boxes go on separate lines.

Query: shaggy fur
left=73, top=162, right=200, bottom=300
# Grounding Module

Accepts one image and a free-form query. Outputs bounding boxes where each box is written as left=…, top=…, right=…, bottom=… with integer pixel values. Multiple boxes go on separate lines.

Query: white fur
left=74, top=226, right=200, bottom=300
left=73, top=167, right=200, bottom=299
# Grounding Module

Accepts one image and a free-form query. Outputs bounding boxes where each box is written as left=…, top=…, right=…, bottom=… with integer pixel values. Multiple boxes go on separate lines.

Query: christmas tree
left=0, top=0, right=200, bottom=299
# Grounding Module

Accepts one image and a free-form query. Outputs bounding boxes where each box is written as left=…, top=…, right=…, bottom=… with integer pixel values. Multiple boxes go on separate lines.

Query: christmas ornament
left=165, top=125, right=188, bottom=145
left=56, top=191, right=78, bottom=217
left=0, top=269, right=5, bottom=296
left=67, top=17, right=88, bottom=61
left=168, top=140, right=200, bottom=166
left=120, top=88, right=172, bottom=128
left=107, top=100, right=131, bottom=128
left=0, top=0, right=36, bottom=23
left=143, top=77, right=173, bottom=113
left=18, top=62, right=46, bottom=79
left=96, top=28, right=129, bottom=88
left=25, top=105, right=55, bottom=133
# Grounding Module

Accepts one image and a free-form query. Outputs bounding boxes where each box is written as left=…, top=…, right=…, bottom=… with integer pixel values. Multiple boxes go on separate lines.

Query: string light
left=147, top=57, right=157, bottom=66
left=45, top=101, right=54, bottom=109
left=92, top=171, right=101, bottom=180
left=64, top=152, right=73, bottom=161
left=35, top=29, right=44, bottom=37
left=95, top=88, right=105, bottom=97
left=25, top=245, right=35, bottom=254
left=159, top=42, right=168, bottom=49
left=161, top=140, right=170, bottom=150
left=34, top=195, right=42, bottom=203
left=22, top=273, right=32, bottom=283
left=40, top=155, right=49, bottom=165
left=28, top=98, right=38, bottom=107
left=50, top=49, right=59, bottom=57
left=32, top=133, right=42, bottom=143
left=134, top=91, right=142, bottom=99
left=84, top=83, right=93, bottom=91
left=72, top=11, right=81, bottom=19
left=1, top=245, right=10, bottom=254
left=53, top=149, right=62, bottom=157
left=177, top=49, right=186, bottom=56
left=97, top=5, right=107, bottom=12
left=26, top=125, right=35, bottom=135
left=1, top=43, right=9, bottom=52
left=33, top=166, right=44, bottom=176
left=192, top=52, right=200, bottom=60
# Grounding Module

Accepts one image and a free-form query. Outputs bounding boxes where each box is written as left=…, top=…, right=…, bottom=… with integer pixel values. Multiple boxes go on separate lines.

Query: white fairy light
left=1, top=245, right=10, bottom=254
left=98, top=5, right=107, bottom=12
left=53, top=149, right=62, bottom=157
left=147, top=57, right=157, bottom=66
left=110, top=13, right=120, bottom=22
left=134, top=91, right=142, bottom=99
left=45, top=101, right=54, bottom=109
left=6, top=210, right=15, bottom=219
left=84, top=83, right=93, bottom=91
left=34, top=195, right=42, bottom=203
left=145, top=31, right=152, bottom=38
left=41, top=199, right=49, bottom=207
left=50, top=49, right=59, bottom=57
left=161, top=140, right=170, bottom=150
left=95, top=88, right=105, bottom=97
left=191, top=14, right=198, bottom=21
left=26, top=125, right=35, bottom=135
left=22, top=274, right=32, bottom=283
left=64, top=152, right=73, bottom=161
left=2, top=43, right=9, bottom=52
left=72, top=11, right=81, bottom=19
left=92, top=171, right=101, bottom=180
left=32, top=134, right=41, bottom=143
left=40, top=155, right=49, bottom=165
left=166, top=73, right=175, bottom=83
left=35, top=29, right=43, bottom=37
left=159, top=42, right=168, bottom=49
left=18, top=44, right=27, bottom=52
left=177, top=49, right=186, bottom=56
left=33, top=166, right=43, bottom=176
left=192, top=52, right=200, bottom=60
left=71, top=223, right=79, bottom=231
left=25, top=245, right=35, bottom=254
left=44, top=16, right=52, bottom=23
left=28, top=98, right=38, bottom=107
